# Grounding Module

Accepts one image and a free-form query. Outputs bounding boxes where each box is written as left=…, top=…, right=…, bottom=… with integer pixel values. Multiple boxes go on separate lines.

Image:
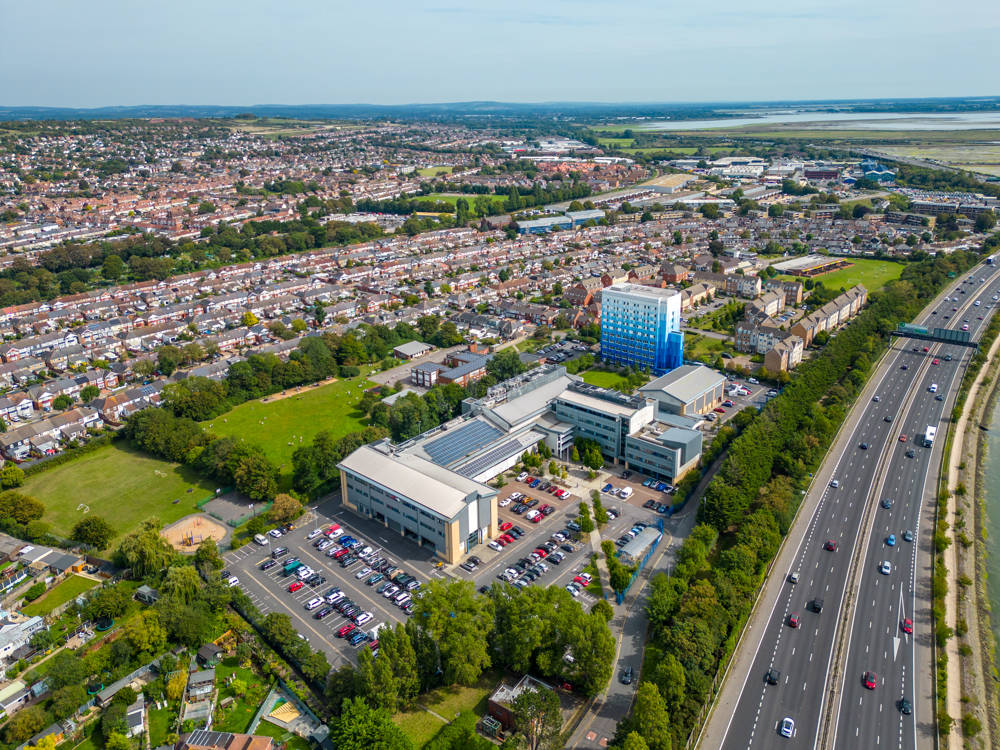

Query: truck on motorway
left=923, top=425, right=937, bottom=447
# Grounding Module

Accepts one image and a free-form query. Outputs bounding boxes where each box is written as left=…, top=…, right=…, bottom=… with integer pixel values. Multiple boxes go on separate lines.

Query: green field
left=685, top=334, right=731, bottom=363
left=581, top=369, right=635, bottom=391
left=202, top=377, right=375, bottom=473
left=416, top=166, right=455, bottom=177
left=778, top=258, right=904, bottom=293
left=22, top=575, right=97, bottom=616
left=421, top=193, right=508, bottom=215
left=394, top=677, right=493, bottom=747
left=147, top=707, right=176, bottom=747
left=25, top=445, right=216, bottom=548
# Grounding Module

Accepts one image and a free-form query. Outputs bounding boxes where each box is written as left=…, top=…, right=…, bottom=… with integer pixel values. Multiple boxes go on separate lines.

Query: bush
left=961, top=713, right=981, bottom=737
left=23, top=581, right=46, bottom=602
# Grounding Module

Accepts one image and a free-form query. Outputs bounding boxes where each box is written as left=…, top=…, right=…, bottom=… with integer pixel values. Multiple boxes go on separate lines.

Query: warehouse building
left=639, top=365, right=726, bottom=417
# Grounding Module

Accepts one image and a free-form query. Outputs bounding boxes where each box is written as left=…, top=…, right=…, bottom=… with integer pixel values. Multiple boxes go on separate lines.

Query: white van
left=929, top=383, right=938, bottom=393
left=253, top=533, right=269, bottom=546
left=619, top=487, right=634, bottom=499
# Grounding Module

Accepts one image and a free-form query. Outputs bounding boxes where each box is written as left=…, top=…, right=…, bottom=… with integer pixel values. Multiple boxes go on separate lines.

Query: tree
left=591, top=599, right=614, bottom=622
left=197, top=201, right=216, bottom=215
left=234, top=453, right=278, bottom=501
left=80, top=384, right=100, bottom=402
left=114, top=519, right=175, bottom=578
left=102, top=254, right=125, bottom=281
left=0, top=464, right=25, bottom=489
left=85, top=584, right=132, bottom=621
left=512, top=687, right=562, bottom=750
left=157, top=345, right=183, bottom=376
left=101, top=702, right=128, bottom=739
left=623, top=732, right=650, bottom=750
left=5, top=706, right=48, bottom=743
left=578, top=503, right=595, bottom=534
left=52, top=394, right=74, bottom=410
left=327, top=697, right=415, bottom=750
left=72, top=516, right=115, bottom=549
left=242, top=311, right=259, bottom=327
left=269, top=493, right=301, bottom=523
left=194, top=538, right=224, bottom=570
left=49, top=684, right=87, bottom=721
left=44, top=651, right=88, bottom=691
left=166, top=670, right=187, bottom=701
left=161, top=565, right=202, bottom=605
left=486, top=348, right=526, bottom=381
left=412, top=579, right=493, bottom=685
left=626, top=682, right=672, bottom=750
left=105, top=733, right=132, bottom=750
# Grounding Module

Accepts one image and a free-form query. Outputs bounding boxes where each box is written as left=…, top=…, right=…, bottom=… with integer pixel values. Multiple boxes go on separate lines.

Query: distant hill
left=0, top=97, right=997, bottom=122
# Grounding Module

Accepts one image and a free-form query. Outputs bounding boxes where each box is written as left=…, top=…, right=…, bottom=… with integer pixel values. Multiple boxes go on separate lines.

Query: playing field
left=779, top=258, right=904, bottom=293
left=25, top=444, right=216, bottom=548
left=581, top=369, right=636, bottom=391
left=202, top=377, right=376, bottom=472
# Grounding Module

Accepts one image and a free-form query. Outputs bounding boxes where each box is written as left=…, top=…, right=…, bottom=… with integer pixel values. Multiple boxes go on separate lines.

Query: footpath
left=942, top=326, right=1000, bottom=750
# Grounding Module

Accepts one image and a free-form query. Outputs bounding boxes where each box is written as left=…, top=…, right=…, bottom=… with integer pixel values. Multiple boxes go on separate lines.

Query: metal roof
left=641, top=365, right=725, bottom=404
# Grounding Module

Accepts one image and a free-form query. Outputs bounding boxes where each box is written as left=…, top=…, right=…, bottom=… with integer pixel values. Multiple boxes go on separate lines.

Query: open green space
left=581, top=369, right=636, bottom=391
left=778, top=258, right=904, bottom=293
left=416, top=166, right=455, bottom=177
left=596, top=137, right=635, bottom=147
left=394, top=675, right=493, bottom=747
left=685, top=334, right=731, bottom=363
left=25, top=444, right=216, bottom=548
left=147, top=707, right=176, bottom=748
left=22, top=575, right=97, bottom=617
left=213, top=657, right=272, bottom=733
left=421, top=193, right=508, bottom=215
left=203, top=376, right=374, bottom=474
left=252, top=721, right=313, bottom=750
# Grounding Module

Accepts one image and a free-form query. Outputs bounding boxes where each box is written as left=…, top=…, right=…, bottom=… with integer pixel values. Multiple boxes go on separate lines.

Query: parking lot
left=222, top=500, right=448, bottom=667
left=453, top=472, right=676, bottom=605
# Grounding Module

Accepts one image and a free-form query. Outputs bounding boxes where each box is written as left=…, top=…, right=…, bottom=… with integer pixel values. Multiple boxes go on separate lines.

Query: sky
left=2, top=0, right=999, bottom=107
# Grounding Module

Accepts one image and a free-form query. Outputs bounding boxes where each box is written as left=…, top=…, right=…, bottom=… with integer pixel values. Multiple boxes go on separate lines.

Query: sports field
left=202, top=377, right=375, bottom=471
left=24, top=444, right=215, bottom=548
left=778, top=258, right=904, bottom=293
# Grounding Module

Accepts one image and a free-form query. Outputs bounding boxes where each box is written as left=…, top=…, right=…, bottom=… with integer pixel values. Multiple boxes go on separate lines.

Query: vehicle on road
left=864, top=671, right=877, bottom=690
left=788, top=572, right=799, bottom=584
left=881, top=498, right=894, bottom=509
left=788, top=613, right=800, bottom=628
left=904, top=529, right=915, bottom=542
left=887, top=534, right=896, bottom=546
left=899, top=434, right=907, bottom=442
left=620, top=666, right=634, bottom=685
left=779, top=717, right=794, bottom=738
left=899, top=698, right=912, bottom=714
left=879, top=560, right=893, bottom=575
left=902, top=618, right=913, bottom=634
left=824, top=539, right=837, bottom=551
left=766, top=668, right=781, bottom=685
left=830, top=479, right=839, bottom=488
left=859, top=442, right=869, bottom=450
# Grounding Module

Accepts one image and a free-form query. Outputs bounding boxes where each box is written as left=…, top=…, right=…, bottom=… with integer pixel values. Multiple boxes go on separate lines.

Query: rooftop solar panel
left=424, top=420, right=503, bottom=467
left=457, top=438, right=524, bottom=478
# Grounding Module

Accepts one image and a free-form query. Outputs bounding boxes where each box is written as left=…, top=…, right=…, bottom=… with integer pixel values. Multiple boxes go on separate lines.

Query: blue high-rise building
left=600, top=283, right=684, bottom=375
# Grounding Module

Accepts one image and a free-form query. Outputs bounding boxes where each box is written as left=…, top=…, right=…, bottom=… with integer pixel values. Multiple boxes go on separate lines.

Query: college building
left=600, top=283, right=684, bottom=375
left=337, top=365, right=703, bottom=562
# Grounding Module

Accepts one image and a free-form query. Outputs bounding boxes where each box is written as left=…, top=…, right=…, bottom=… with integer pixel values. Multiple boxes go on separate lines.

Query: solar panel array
left=457, top=438, right=524, bottom=478
left=424, top=420, right=503, bottom=467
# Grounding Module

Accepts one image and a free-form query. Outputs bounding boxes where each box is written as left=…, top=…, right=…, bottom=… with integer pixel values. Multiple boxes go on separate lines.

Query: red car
left=713, top=407, right=726, bottom=414
left=534, top=548, right=548, bottom=558
left=524, top=476, right=536, bottom=484
left=863, top=671, right=877, bottom=690
left=530, top=515, right=542, bottom=523
left=499, top=521, right=512, bottom=531
left=922, top=346, right=929, bottom=352
left=288, top=581, right=304, bottom=593
left=337, top=624, right=356, bottom=638
left=573, top=575, right=591, bottom=587
left=501, top=534, right=514, bottom=544
left=931, top=359, right=939, bottom=365
left=788, top=613, right=800, bottom=628
left=333, top=548, right=349, bottom=559
left=901, top=618, right=913, bottom=634
left=824, top=539, right=837, bottom=551
left=324, top=523, right=341, bottom=535
left=899, top=434, right=907, bottom=443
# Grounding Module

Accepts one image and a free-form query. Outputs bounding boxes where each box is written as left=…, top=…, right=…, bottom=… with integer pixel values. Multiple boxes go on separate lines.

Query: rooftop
left=603, top=283, right=680, bottom=302
left=640, top=364, right=725, bottom=403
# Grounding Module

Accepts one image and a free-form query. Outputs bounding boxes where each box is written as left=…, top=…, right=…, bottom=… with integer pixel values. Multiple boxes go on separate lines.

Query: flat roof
left=641, top=364, right=725, bottom=404
left=603, top=283, right=680, bottom=301
left=556, top=387, right=644, bottom=418
left=489, top=373, right=576, bottom=428
left=394, top=340, right=433, bottom=356
left=338, top=444, right=493, bottom=520
left=771, top=254, right=841, bottom=273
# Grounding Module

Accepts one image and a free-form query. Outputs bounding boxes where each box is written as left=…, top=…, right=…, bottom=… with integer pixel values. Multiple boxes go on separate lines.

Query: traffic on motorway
left=720, top=263, right=1000, bottom=748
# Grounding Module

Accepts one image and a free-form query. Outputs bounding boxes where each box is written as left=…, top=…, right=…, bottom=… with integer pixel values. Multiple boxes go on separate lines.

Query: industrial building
left=600, top=283, right=684, bottom=375
left=639, top=365, right=726, bottom=417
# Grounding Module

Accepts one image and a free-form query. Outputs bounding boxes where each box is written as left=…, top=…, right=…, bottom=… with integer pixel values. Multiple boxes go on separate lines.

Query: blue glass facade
left=600, top=284, right=684, bottom=375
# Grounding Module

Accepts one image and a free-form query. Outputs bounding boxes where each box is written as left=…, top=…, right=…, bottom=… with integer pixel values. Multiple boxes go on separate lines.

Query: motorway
left=719, top=261, right=1000, bottom=749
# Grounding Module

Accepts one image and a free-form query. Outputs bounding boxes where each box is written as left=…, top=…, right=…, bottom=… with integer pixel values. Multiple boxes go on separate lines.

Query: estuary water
left=641, top=110, right=1000, bottom=131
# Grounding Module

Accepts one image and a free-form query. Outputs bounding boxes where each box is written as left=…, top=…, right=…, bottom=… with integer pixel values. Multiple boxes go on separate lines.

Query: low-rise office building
left=639, top=365, right=726, bottom=416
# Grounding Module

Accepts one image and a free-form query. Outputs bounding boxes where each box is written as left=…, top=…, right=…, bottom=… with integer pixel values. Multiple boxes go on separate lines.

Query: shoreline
left=944, top=314, right=1000, bottom=747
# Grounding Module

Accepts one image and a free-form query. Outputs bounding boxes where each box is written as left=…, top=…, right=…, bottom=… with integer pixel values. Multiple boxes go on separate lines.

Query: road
left=712, top=261, right=1000, bottom=749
